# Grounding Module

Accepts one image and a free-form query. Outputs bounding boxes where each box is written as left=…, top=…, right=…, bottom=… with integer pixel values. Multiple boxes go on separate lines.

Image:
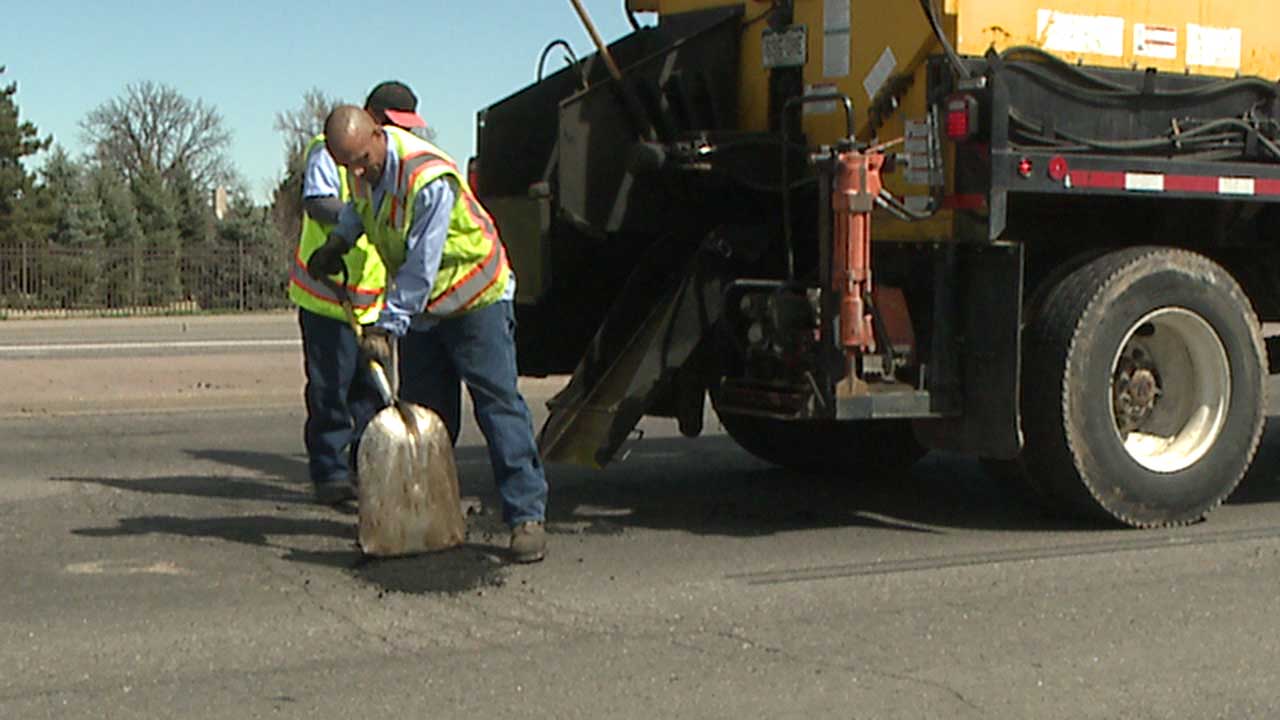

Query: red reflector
left=1018, top=157, right=1034, bottom=178
left=945, top=94, right=978, bottom=141
left=1048, top=156, right=1069, bottom=182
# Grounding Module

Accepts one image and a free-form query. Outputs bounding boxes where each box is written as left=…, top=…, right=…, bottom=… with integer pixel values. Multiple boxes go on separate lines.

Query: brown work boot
left=510, top=521, right=547, bottom=563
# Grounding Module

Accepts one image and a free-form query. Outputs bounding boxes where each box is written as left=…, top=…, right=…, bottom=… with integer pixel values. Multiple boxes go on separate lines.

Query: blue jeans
left=298, top=308, right=383, bottom=486
left=398, top=300, right=547, bottom=526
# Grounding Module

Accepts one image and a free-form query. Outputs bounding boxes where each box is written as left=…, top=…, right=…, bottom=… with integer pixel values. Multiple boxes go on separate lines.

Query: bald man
left=309, top=105, right=548, bottom=563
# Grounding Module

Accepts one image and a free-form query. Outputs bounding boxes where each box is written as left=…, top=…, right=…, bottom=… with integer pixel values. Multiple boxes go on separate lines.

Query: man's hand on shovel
left=359, top=326, right=394, bottom=369
left=307, top=234, right=348, bottom=280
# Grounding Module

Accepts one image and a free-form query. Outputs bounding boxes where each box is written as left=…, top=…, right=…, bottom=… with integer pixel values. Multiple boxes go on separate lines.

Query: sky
left=0, top=0, right=641, bottom=203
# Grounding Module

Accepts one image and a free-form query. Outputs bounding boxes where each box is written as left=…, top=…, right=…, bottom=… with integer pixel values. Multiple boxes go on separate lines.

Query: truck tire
left=1021, top=247, right=1265, bottom=527
left=714, top=411, right=924, bottom=475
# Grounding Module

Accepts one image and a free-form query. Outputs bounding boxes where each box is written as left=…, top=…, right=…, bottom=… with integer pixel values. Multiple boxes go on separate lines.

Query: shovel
left=330, top=270, right=466, bottom=556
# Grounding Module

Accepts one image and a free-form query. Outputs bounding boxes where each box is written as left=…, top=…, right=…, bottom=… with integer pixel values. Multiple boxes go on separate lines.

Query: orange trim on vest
left=289, top=267, right=382, bottom=310
left=291, top=246, right=384, bottom=296
left=458, top=246, right=509, bottom=313
left=407, top=159, right=455, bottom=189
left=459, top=189, right=499, bottom=242
left=426, top=238, right=506, bottom=314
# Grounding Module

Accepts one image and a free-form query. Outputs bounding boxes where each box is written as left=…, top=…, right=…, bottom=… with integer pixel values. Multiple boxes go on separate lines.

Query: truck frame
left=473, top=0, right=1280, bottom=527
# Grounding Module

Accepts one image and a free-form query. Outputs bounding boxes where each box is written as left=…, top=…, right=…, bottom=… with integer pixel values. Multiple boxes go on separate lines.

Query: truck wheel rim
left=1108, top=307, right=1230, bottom=474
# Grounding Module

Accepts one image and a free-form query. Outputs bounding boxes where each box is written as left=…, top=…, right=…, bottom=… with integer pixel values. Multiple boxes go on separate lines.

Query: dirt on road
left=0, top=352, right=305, bottom=416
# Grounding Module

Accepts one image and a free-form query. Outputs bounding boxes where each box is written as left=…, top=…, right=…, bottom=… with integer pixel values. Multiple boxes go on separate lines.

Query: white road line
left=0, top=339, right=300, bottom=353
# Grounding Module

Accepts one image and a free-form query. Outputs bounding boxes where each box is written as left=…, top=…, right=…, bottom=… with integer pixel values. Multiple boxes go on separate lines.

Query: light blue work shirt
left=303, top=142, right=341, bottom=201
left=333, top=129, right=514, bottom=336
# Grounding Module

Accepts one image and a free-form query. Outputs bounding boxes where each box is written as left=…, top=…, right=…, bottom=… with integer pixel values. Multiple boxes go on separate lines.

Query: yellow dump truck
left=474, top=1, right=1280, bottom=527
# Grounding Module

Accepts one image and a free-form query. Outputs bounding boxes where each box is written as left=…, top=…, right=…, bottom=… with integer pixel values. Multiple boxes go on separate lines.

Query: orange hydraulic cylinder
left=832, top=151, right=884, bottom=355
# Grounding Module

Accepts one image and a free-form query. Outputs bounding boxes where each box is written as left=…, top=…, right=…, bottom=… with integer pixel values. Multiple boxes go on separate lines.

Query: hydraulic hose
left=919, top=0, right=970, bottom=79
left=536, top=39, right=581, bottom=83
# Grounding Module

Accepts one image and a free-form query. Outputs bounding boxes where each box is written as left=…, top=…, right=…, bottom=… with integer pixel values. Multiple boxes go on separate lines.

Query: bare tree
left=273, top=87, right=343, bottom=174
left=270, top=88, right=345, bottom=248
left=80, top=81, right=235, bottom=191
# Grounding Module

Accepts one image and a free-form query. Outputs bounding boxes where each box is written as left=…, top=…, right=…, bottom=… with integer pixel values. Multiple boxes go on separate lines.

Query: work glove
left=307, top=234, right=348, bottom=280
left=359, top=326, right=394, bottom=369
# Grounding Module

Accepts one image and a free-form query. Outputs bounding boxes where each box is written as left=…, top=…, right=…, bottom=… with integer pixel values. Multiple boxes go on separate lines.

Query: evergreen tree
left=43, top=148, right=105, bottom=249
left=171, top=164, right=214, bottom=248
left=130, top=167, right=182, bottom=306
left=219, top=196, right=289, bottom=311
left=41, top=147, right=107, bottom=306
left=0, top=66, right=51, bottom=252
left=89, top=163, right=145, bottom=308
left=0, top=67, right=52, bottom=308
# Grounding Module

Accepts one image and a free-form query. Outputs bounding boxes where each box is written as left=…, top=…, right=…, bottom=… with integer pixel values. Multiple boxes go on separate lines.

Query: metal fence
left=0, top=245, right=293, bottom=318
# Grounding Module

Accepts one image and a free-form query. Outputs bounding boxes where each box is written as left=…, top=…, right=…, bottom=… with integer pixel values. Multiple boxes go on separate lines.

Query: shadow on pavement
left=59, top=446, right=513, bottom=595
left=67, top=501, right=510, bottom=595
left=540, top=419, right=1280, bottom=538
left=52, top=447, right=313, bottom=504
left=73, top=513, right=355, bottom=552
left=53, top=473, right=313, bottom=504
left=58, top=420, right=1280, bottom=595
left=537, top=434, right=1082, bottom=538
left=186, top=449, right=310, bottom=488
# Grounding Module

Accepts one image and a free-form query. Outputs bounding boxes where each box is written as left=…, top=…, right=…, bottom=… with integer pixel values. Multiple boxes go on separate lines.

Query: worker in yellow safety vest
left=308, top=105, right=549, bottom=562
left=288, top=81, right=426, bottom=506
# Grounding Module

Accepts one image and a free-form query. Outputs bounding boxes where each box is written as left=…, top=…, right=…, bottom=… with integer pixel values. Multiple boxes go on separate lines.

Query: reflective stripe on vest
left=357, top=128, right=510, bottom=318
left=428, top=236, right=508, bottom=316
left=288, top=135, right=386, bottom=323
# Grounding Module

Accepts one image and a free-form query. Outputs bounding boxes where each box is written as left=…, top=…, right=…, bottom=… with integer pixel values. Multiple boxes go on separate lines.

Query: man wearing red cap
left=364, top=81, right=429, bottom=130
left=289, top=82, right=426, bottom=506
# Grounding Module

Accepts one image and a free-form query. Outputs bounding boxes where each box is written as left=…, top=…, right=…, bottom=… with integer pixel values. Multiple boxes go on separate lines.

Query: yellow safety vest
left=287, top=135, right=386, bottom=323
left=350, top=126, right=510, bottom=318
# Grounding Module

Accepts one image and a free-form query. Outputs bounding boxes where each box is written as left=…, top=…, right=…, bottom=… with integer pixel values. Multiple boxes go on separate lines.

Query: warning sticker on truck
left=1134, top=23, right=1178, bottom=60
left=823, top=0, right=850, bottom=78
left=1036, top=9, right=1124, bottom=57
left=1186, top=23, right=1242, bottom=70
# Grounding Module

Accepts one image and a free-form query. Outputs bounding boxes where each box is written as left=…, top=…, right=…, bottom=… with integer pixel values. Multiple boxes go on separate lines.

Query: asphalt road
left=4, top=313, right=1280, bottom=719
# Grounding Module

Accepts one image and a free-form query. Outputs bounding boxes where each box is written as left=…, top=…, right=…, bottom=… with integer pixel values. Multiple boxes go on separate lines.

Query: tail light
left=945, top=93, right=979, bottom=141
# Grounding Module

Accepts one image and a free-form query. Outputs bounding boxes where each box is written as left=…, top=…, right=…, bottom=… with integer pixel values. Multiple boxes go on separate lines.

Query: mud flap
left=539, top=250, right=726, bottom=468
left=356, top=403, right=466, bottom=556
left=913, top=242, right=1024, bottom=459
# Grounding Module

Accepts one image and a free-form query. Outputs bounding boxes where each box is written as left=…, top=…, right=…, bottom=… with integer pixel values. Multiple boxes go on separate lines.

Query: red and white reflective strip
left=1067, top=170, right=1280, bottom=197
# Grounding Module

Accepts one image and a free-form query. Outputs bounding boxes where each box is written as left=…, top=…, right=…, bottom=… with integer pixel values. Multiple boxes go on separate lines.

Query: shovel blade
left=356, top=403, right=465, bottom=556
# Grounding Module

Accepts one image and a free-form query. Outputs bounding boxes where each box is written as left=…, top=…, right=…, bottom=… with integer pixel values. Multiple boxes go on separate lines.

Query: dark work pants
left=298, top=308, right=383, bottom=486
left=398, top=300, right=547, bottom=526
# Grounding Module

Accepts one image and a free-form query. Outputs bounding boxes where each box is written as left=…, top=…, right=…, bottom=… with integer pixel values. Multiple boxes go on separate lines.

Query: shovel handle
left=331, top=264, right=363, bottom=338
left=324, top=265, right=395, bottom=406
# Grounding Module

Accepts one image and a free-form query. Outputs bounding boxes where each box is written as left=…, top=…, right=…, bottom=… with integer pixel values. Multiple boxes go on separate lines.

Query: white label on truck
left=1186, top=23, right=1242, bottom=70
left=823, top=0, right=851, bottom=78
left=1134, top=23, right=1178, bottom=60
left=1219, top=177, right=1256, bottom=196
left=1036, top=9, right=1124, bottom=57
left=1125, top=173, right=1165, bottom=192
left=863, top=46, right=897, bottom=100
